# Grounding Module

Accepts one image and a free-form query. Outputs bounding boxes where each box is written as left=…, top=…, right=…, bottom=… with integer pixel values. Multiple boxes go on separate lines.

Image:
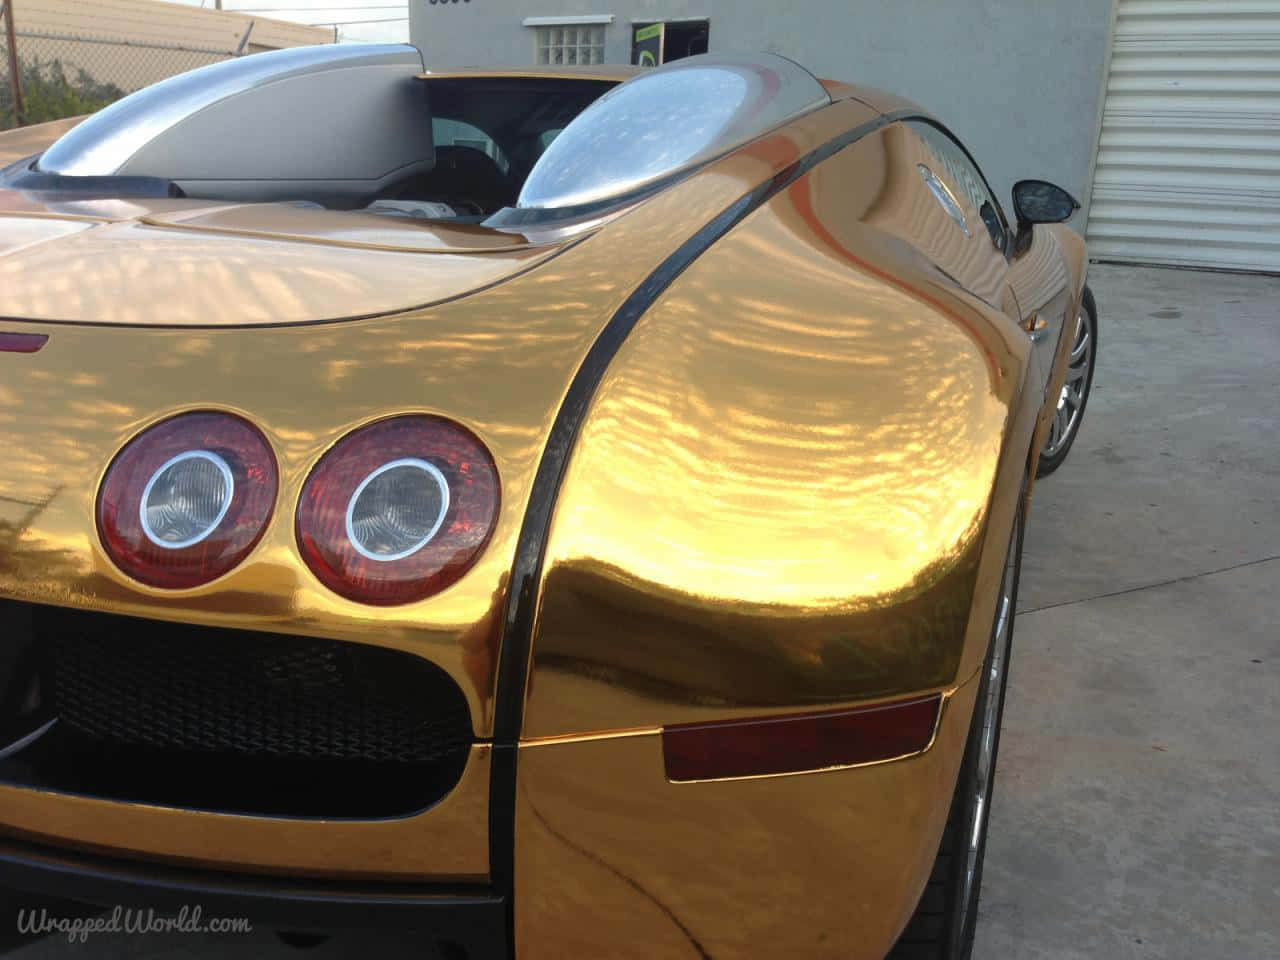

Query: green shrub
left=1, top=59, right=125, bottom=130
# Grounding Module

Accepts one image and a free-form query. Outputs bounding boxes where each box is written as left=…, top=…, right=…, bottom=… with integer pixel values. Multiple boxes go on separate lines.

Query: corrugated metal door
left=1087, top=0, right=1280, bottom=272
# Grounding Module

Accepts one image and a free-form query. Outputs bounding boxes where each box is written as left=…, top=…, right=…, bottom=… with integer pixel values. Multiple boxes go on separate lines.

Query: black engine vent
left=0, top=602, right=472, bottom=818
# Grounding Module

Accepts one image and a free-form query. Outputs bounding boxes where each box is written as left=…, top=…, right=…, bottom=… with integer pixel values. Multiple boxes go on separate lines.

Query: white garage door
left=1087, top=0, right=1280, bottom=272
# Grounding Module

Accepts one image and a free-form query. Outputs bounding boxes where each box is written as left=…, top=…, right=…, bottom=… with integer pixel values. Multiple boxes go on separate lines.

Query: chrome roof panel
left=516, top=53, right=831, bottom=212
left=38, top=44, right=423, bottom=178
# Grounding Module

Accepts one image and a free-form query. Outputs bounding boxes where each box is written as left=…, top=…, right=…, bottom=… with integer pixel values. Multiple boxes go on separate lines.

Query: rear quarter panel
left=1021, top=222, right=1090, bottom=498
left=512, top=114, right=1049, bottom=960
left=524, top=124, right=1041, bottom=739
left=514, top=121, right=1046, bottom=958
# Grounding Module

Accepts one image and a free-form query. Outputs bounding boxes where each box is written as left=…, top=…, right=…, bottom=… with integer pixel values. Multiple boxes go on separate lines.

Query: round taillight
left=296, top=416, right=499, bottom=606
left=97, top=412, right=278, bottom=589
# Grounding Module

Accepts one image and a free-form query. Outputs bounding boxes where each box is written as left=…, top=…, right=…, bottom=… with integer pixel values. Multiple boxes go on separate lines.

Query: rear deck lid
left=0, top=200, right=569, bottom=327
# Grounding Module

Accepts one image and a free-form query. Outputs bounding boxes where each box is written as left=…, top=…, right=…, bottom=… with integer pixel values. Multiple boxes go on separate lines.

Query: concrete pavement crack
left=1021, top=552, right=1280, bottom=616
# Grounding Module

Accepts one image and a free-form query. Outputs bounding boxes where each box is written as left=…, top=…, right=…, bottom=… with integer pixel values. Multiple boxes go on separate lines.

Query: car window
left=906, top=120, right=1008, bottom=254
left=431, top=118, right=510, bottom=174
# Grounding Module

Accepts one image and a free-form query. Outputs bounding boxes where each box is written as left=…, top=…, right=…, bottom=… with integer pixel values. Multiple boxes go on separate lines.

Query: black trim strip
left=489, top=108, right=913, bottom=945
left=2, top=166, right=183, bottom=199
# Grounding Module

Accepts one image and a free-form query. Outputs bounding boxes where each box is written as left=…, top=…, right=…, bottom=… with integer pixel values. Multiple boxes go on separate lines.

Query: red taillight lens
left=97, top=412, right=278, bottom=589
left=296, top=416, right=499, bottom=606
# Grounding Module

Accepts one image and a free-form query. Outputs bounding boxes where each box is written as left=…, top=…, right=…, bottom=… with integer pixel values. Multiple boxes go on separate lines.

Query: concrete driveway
left=12, top=264, right=1280, bottom=959
left=974, top=263, right=1279, bottom=960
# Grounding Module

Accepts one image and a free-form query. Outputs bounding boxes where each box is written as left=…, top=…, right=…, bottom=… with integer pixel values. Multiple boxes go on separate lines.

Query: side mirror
left=1011, top=180, right=1080, bottom=225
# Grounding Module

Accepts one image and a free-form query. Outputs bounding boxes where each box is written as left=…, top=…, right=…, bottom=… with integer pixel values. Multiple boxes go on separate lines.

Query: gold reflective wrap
left=516, top=674, right=981, bottom=959
left=526, top=123, right=1039, bottom=738
left=0, top=116, right=85, bottom=169
left=0, top=100, right=878, bottom=878
left=0, top=746, right=491, bottom=880
left=0, top=88, right=1085, bottom=928
left=0, top=213, right=570, bottom=327
left=512, top=114, right=1078, bottom=953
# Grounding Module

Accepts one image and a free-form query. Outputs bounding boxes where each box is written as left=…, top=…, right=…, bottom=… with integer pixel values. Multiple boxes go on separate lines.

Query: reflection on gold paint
left=859, top=124, right=1007, bottom=307
left=0, top=216, right=95, bottom=258
left=527, top=126, right=1034, bottom=736
left=0, top=744, right=495, bottom=881
left=0, top=218, right=566, bottom=328
left=554, top=264, right=999, bottom=606
left=1008, top=222, right=1073, bottom=386
left=0, top=116, right=86, bottom=167
left=516, top=676, right=980, bottom=959
left=0, top=84, right=1083, bottom=935
left=0, top=98, right=877, bottom=877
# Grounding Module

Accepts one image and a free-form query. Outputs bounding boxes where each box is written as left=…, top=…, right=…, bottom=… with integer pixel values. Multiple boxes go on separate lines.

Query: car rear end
left=0, top=62, right=849, bottom=957
left=0, top=49, right=1033, bottom=960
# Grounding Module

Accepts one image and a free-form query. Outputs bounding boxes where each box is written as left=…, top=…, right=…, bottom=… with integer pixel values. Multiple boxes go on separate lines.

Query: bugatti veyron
left=0, top=46, right=1096, bottom=959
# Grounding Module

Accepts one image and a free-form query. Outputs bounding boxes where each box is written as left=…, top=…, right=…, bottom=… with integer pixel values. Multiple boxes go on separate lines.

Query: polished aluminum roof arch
left=516, top=52, right=831, bottom=212
left=38, top=43, right=423, bottom=178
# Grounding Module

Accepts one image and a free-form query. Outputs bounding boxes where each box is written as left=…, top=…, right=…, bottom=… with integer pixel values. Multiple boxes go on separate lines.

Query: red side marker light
left=0, top=332, right=48, bottom=354
left=662, top=693, right=942, bottom=782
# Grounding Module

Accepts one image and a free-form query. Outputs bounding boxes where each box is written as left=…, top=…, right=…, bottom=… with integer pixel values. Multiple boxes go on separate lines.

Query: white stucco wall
left=411, top=0, right=1117, bottom=225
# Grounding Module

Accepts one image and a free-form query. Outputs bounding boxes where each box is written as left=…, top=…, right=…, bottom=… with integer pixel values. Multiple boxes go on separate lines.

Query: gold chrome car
left=0, top=47, right=1093, bottom=959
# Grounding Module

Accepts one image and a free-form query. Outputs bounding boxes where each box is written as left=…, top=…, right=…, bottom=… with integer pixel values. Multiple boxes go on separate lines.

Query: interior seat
left=388, top=145, right=514, bottom=215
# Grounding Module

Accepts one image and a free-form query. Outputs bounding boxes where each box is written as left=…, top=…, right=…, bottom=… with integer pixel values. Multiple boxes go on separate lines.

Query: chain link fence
left=1, top=26, right=240, bottom=131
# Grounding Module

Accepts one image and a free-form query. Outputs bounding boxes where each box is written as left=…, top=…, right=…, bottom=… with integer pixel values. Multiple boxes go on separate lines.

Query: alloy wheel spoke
left=1070, top=331, right=1090, bottom=364
left=1044, top=306, right=1093, bottom=459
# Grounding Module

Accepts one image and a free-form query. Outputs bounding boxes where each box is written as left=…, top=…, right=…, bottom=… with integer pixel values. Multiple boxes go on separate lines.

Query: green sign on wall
left=632, top=22, right=664, bottom=66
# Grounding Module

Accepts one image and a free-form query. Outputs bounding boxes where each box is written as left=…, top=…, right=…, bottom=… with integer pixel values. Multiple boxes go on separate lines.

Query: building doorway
left=631, top=19, right=709, bottom=66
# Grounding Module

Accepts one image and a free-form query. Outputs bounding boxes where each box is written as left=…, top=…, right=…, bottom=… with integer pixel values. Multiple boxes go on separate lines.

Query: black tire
left=277, top=931, right=333, bottom=949
left=888, top=500, right=1023, bottom=960
left=1037, top=285, right=1098, bottom=477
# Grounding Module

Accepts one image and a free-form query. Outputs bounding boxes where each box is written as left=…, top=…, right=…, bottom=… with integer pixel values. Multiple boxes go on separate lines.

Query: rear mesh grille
left=48, top=623, right=467, bottom=765
left=0, top=602, right=473, bottom=818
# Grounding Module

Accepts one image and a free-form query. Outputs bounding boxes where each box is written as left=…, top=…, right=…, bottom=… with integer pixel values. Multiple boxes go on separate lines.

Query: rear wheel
left=888, top=499, right=1023, bottom=960
left=1037, top=285, right=1097, bottom=477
